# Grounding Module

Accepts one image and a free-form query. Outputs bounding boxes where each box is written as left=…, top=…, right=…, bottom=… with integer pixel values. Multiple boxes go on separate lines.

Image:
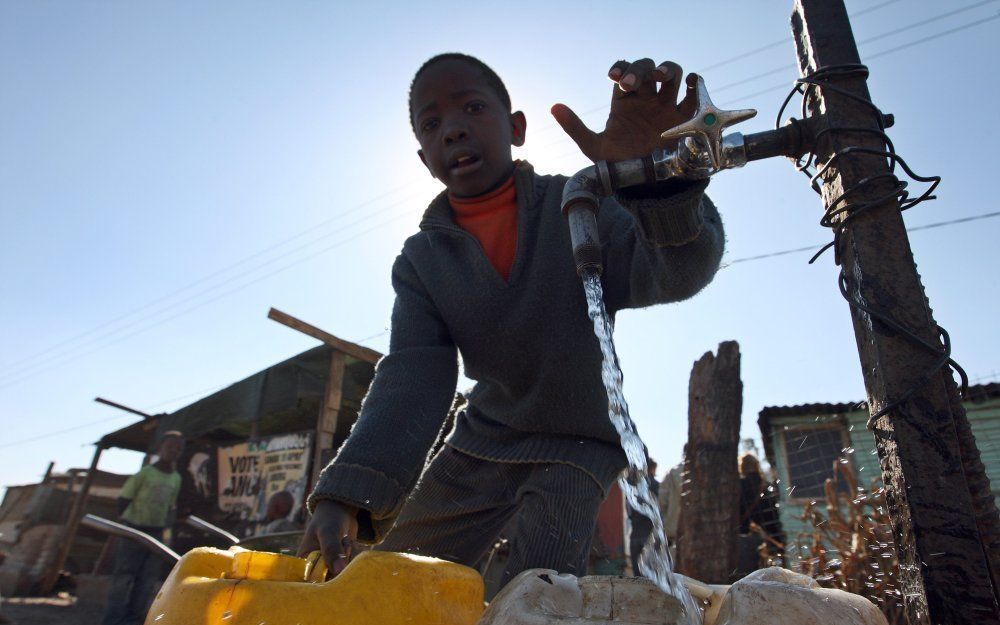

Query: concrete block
left=713, top=567, right=887, bottom=625
left=478, top=569, right=687, bottom=625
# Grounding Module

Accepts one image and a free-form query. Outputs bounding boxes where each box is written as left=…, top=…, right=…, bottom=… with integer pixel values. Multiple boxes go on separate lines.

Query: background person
left=101, top=431, right=184, bottom=625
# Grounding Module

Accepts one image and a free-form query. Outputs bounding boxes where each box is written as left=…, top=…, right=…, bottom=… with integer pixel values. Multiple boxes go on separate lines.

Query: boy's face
left=411, top=60, right=525, bottom=197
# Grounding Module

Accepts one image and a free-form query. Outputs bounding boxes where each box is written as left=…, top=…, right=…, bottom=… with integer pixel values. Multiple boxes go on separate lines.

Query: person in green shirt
left=102, top=431, right=184, bottom=625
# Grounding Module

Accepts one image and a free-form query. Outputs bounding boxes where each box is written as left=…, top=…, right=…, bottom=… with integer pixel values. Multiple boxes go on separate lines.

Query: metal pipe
left=81, top=514, right=180, bottom=562
left=560, top=145, right=712, bottom=276
left=561, top=166, right=605, bottom=276
left=185, top=515, right=240, bottom=545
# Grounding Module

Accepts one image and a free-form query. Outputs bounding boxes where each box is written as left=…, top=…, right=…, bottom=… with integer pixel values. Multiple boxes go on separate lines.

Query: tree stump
left=677, top=341, right=742, bottom=584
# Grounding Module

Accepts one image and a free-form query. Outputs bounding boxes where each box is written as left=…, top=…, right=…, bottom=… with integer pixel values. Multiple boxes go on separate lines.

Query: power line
left=548, top=1, right=989, bottom=162
left=725, top=211, right=1000, bottom=266
left=0, top=384, right=230, bottom=449
left=531, top=2, right=998, bottom=153
left=10, top=4, right=978, bottom=377
left=140, top=383, right=231, bottom=412
left=528, top=0, right=904, bottom=140
left=0, top=193, right=424, bottom=383
left=693, top=0, right=906, bottom=73
left=0, top=206, right=419, bottom=390
left=721, top=10, right=1000, bottom=106
left=0, top=414, right=133, bottom=450
left=708, top=0, right=998, bottom=96
left=3, top=9, right=996, bottom=390
left=0, top=179, right=426, bottom=376
left=2, top=210, right=993, bottom=449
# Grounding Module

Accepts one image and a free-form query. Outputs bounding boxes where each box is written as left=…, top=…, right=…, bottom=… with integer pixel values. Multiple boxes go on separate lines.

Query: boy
left=299, top=54, right=724, bottom=586
left=102, top=431, right=184, bottom=625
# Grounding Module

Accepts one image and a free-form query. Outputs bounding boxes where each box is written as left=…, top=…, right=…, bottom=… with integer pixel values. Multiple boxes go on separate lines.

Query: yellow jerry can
left=143, top=548, right=485, bottom=625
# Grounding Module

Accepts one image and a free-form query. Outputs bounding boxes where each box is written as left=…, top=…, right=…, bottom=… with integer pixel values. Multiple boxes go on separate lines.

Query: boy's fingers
left=331, top=538, right=353, bottom=576
left=317, top=526, right=348, bottom=575
left=551, top=103, right=598, bottom=159
left=618, top=58, right=656, bottom=95
left=654, top=61, right=684, bottom=104
left=295, top=529, right=320, bottom=558
left=607, top=60, right=630, bottom=83
left=678, top=73, right=701, bottom=118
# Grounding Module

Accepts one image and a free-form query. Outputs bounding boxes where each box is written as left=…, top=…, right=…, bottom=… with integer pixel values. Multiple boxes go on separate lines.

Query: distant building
left=757, top=382, right=1000, bottom=543
left=0, top=468, right=128, bottom=595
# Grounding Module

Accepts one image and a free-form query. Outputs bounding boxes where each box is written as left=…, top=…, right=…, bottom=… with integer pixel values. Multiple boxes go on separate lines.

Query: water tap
left=562, top=75, right=757, bottom=276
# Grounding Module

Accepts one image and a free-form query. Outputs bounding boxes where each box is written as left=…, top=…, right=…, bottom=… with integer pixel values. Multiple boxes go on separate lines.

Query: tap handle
left=660, top=75, right=757, bottom=170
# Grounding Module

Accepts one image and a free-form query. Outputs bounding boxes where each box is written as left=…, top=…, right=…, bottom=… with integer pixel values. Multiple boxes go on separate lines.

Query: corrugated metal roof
left=763, top=385, right=1000, bottom=544
left=757, top=383, right=1000, bottom=465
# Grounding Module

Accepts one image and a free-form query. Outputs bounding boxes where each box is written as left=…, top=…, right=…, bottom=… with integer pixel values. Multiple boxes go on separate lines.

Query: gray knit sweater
left=309, top=161, right=724, bottom=541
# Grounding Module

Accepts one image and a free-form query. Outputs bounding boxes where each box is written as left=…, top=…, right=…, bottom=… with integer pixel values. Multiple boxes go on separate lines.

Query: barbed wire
left=775, top=63, right=968, bottom=427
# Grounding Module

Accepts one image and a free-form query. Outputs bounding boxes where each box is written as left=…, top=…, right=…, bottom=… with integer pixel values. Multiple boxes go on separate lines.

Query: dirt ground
left=0, top=596, right=103, bottom=625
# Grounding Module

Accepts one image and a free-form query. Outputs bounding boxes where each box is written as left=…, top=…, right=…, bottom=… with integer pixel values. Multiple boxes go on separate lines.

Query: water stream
left=583, top=271, right=703, bottom=625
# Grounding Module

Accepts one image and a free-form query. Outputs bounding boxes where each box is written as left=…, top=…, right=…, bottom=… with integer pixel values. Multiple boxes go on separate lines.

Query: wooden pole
left=94, top=397, right=154, bottom=419
left=312, top=350, right=346, bottom=488
left=38, top=442, right=105, bottom=595
left=41, top=461, right=55, bottom=484
left=677, top=341, right=742, bottom=584
left=791, top=1, right=1000, bottom=622
left=267, top=308, right=381, bottom=364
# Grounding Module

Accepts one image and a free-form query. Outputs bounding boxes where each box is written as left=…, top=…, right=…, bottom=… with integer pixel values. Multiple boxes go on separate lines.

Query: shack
left=757, top=381, right=1000, bottom=544
left=25, top=310, right=379, bottom=594
left=13, top=307, right=633, bottom=596
left=0, top=468, right=128, bottom=596
left=97, top=310, right=380, bottom=547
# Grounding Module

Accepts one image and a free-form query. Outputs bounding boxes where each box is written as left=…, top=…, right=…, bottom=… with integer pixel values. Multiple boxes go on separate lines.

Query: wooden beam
left=39, top=442, right=105, bottom=595
left=267, top=308, right=381, bottom=364
left=41, top=461, right=55, bottom=485
left=94, top=397, right=154, bottom=419
left=312, top=350, right=347, bottom=487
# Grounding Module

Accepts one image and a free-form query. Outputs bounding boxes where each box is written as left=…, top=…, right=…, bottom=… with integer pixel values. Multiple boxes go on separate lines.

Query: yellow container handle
left=304, top=550, right=328, bottom=583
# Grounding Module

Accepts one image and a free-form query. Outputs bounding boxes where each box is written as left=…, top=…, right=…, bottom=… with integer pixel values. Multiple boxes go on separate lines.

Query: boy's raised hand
left=297, top=499, right=359, bottom=577
left=551, top=58, right=699, bottom=163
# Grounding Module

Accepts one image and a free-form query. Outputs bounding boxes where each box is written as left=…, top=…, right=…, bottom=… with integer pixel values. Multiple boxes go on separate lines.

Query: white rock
left=478, top=569, right=688, bottom=625
left=713, top=567, right=888, bottom=625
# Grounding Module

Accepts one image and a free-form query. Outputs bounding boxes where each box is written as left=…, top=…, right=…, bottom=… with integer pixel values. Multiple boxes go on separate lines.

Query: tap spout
left=562, top=165, right=605, bottom=276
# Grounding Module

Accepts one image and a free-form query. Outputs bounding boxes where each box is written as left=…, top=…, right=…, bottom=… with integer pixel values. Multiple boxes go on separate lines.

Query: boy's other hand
left=551, top=59, right=699, bottom=163
left=297, top=499, right=359, bottom=577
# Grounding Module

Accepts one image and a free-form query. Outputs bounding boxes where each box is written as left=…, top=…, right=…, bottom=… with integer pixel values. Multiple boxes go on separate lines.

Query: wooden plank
left=268, top=308, right=381, bottom=364
left=39, top=443, right=105, bottom=595
left=94, top=397, right=155, bottom=419
left=312, top=351, right=346, bottom=486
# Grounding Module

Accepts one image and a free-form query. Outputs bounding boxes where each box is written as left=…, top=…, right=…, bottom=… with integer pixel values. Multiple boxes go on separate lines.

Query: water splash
left=583, top=272, right=702, bottom=625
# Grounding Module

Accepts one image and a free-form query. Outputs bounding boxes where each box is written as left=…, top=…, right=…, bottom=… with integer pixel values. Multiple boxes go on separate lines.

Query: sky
left=1, top=0, right=998, bottom=490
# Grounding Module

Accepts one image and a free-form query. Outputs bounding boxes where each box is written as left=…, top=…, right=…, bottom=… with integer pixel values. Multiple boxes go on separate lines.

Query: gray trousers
left=101, top=533, right=166, bottom=625
left=377, top=446, right=607, bottom=586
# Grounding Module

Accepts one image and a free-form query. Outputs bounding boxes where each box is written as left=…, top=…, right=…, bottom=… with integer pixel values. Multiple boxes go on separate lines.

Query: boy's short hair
left=408, top=53, right=512, bottom=132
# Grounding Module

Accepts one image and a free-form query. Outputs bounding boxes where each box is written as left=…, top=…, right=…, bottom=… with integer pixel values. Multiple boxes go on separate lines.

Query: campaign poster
left=217, top=432, right=312, bottom=528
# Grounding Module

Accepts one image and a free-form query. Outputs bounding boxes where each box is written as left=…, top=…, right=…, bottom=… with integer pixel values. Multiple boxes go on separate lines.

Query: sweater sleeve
left=307, top=251, right=458, bottom=542
left=598, top=178, right=724, bottom=312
